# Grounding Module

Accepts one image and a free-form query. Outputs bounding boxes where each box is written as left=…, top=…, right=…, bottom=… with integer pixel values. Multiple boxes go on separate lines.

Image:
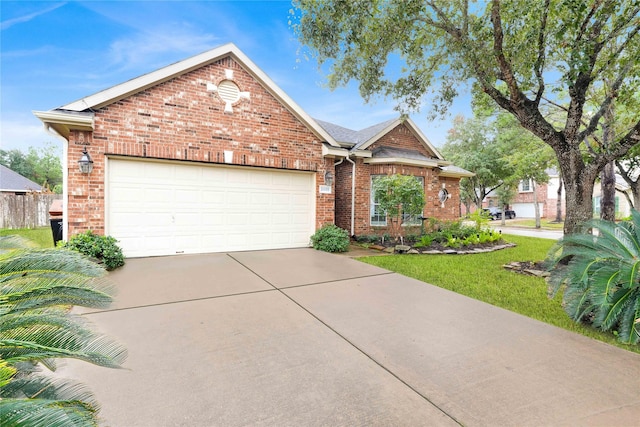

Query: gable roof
left=0, top=164, right=42, bottom=192
left=34, top=43, right=340, bottom=147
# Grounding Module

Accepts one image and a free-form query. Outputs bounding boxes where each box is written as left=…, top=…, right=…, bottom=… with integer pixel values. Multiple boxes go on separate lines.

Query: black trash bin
left=49, top=200, right=63, bottom=246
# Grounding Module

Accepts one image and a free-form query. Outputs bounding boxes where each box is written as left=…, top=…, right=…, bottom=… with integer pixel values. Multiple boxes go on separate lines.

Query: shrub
left=413, top=235, right=433, bottom=248
left=547, top=209, right=640, bottom=344
left=310, top=224, right=350, bottom=253
left=60, top=230, right=125, bottom=270
left=355, top=234, right=380, bottom=244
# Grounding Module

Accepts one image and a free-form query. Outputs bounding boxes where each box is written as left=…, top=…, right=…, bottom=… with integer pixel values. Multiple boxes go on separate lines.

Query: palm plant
left=0, top=236, right=127, bottom=426
left=547, top=210, right=640, bottom=345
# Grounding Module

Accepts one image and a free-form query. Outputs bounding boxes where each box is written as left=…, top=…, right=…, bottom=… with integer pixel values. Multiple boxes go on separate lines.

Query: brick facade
left=65, top=56, right=334, bottom=236
left=335, top=123, right=461, bottom=237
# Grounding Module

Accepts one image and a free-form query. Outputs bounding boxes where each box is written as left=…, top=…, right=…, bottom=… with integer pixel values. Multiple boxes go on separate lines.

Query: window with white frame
left=370, top=175, right=387, bottom=226
left=519, top=179, right=532, bottom=192
left=370, top=175, right=424, bottom=226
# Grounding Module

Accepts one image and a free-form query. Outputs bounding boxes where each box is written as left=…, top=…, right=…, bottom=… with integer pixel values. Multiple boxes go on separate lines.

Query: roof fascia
left=439, top=169, right=475, bottom=178
left=351, top=150, right=372, bottom=158
left=363, top=157, right=440, bottom=168
left=402, top=117, right=445, bottom=160
left=322, top=144, right=349, bottom=158
left=57, top=43, right=340, bottom=147
left=33, top=110, right=94, bottom=140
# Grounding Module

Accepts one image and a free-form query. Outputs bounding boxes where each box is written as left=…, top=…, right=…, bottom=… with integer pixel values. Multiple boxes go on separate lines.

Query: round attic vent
left=217, top=80, right=240, bottom=103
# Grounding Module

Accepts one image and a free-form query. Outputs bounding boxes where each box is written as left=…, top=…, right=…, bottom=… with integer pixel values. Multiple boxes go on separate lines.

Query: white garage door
left=513, top=203, right=544, bottom=218
left=107, top=158, right=315, bottom=257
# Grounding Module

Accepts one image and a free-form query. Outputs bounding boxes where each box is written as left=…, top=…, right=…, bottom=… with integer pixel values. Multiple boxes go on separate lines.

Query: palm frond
left=0, top=372, right=98, bottom=407
left=0, top=243, right=128, bottom=425
left=0, top=398, right=98, bottom=427
left=547, top=210, right=640, bottom=345
left=0, top=310, right=127, bottom=368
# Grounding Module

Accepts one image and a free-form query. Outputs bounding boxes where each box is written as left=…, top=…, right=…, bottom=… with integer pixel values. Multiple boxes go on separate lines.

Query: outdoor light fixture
left=78, top=148, right=94, bottom=174
left=324, top=171, right=334, bottom=186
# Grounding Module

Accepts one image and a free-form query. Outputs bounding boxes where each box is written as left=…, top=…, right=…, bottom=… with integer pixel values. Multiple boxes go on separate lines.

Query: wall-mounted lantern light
left=324, top=171, right=334, bottom=186
left=78, top=148, right=94, bottom=174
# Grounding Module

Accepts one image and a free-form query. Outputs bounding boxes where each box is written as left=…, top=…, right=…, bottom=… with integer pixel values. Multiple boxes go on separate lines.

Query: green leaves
left=548, top=209, right=640, bottom=344
left=310, top=224, right=350, bottom=252
left=59, top=231, right=125, bottom=271
left=372, top=174, right=425, bottom=220
left=0, top=237, right=127, bottom=426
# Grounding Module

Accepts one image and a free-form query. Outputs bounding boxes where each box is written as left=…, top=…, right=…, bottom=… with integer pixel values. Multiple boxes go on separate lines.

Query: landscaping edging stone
left=360, top=242, right=516, bottom=255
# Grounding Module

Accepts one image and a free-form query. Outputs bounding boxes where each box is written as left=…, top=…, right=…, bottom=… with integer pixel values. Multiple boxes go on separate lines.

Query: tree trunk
left=558, top=150, right=598, bottom=235
left=555, top=173, right=563, bottom=222
left=533, top=180, right=541, bottom=228
left=600, top=161, right=616, bottom=221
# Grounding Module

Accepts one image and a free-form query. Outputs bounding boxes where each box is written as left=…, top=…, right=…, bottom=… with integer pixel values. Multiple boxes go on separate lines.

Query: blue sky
left=1, top=1, right=471, bottom=153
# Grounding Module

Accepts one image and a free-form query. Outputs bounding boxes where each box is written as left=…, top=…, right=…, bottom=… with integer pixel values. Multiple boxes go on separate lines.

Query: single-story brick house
left=34, top=43, right=471, bottom=257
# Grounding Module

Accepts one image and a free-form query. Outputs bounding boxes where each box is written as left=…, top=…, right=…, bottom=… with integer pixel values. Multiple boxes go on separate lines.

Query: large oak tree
left=294, top=0, right=640, bottom=234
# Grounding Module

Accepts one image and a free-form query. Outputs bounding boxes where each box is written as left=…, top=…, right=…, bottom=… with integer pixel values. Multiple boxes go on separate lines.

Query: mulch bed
left=503, top=261, right=549, bottom=277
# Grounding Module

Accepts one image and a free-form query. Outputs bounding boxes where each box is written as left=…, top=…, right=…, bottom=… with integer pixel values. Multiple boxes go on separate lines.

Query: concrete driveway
left=64, top=249, right=640, bottom=426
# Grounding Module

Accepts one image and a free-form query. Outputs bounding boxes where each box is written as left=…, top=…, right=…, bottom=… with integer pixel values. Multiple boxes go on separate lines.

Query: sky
left=1, top=1, right=472, bottom=155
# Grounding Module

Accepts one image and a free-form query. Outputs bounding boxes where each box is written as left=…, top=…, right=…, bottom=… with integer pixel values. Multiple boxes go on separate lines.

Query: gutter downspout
left=345, top=156, right=356, bottom=237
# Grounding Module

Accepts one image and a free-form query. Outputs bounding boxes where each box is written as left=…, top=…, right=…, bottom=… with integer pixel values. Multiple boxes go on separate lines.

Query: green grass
left=359, top=234, right=640, bottom=353
left=506, top=219, right=565, bottom=229
left=0, top=227, right=54, bottom=248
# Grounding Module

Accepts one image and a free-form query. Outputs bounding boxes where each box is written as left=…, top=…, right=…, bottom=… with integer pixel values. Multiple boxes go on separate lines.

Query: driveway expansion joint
left=227, top=253, right=463, bottom=426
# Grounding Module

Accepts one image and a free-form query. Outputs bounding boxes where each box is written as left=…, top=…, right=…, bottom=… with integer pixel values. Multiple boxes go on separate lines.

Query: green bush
left=355, top=234, right=380, bottom=244
left=413, top=234, right=433, bottom=248
left=547, top=209, right=640, bottom=344
left=59, top=230, right=125, bottom=270
left=310, top=224, right=350, bottom=253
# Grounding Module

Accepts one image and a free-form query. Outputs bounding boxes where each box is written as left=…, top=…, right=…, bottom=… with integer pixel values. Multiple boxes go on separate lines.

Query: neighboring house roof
left=34, top=43, right=341, bottom=148
left=0, top=164, right=42, bottom=192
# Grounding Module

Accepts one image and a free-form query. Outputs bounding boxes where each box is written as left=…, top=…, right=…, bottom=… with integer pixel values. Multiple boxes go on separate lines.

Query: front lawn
left=506, top=219, right=565, bottom=229
left=359, top=234, right=640, bottom=353
left=0, top=227, right=54, bottom=248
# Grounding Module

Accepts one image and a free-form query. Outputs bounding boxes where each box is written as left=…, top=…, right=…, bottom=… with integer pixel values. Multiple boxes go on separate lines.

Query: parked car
left=482, top=207, right=516, bottom=220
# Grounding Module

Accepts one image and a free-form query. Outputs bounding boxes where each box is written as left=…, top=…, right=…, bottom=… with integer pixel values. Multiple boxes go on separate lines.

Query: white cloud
left=106, top=26, right=220, bottom=72
left=0, top=114, right=62, bottom=151
left=0, top=3, right=66, bottom=30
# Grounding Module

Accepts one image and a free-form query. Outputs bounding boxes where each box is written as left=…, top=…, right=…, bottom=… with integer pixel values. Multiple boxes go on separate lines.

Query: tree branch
left=490, top=1, right=520, bottom=101
left=578, top=60, right=634, bottom=142
left=534, top=0, right=550, bottom=105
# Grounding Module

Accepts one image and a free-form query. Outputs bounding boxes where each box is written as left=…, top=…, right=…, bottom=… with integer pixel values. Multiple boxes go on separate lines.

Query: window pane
left=370, top=175, right=386, bottom=226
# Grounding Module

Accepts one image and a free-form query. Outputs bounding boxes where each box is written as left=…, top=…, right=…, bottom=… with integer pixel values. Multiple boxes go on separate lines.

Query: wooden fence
left=0, top=193, right=62, bottom=229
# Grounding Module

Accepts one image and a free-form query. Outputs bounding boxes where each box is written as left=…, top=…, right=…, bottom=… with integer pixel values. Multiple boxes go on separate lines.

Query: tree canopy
left=294, top=0, right=640, bottom=234
left=440, top=115, right=513, bottom=209
left=0, top=144, right=63, bottom=193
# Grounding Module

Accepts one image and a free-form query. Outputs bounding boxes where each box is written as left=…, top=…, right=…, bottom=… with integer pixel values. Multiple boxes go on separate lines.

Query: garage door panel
left=108, top=159, right=315, bottom=257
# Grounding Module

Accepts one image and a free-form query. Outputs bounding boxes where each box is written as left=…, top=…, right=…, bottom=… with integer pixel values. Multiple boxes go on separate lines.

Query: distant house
left=593, top=174, right=634, bottom=219
left=483, top=170, right=562, bottom=219
left=484, top=169, right=633, bottom=219
left=0, top=164, right=42, bottom=194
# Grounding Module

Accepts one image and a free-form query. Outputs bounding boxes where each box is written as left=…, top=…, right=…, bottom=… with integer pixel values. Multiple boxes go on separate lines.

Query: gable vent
left=217, top=80, right=240, bottom=103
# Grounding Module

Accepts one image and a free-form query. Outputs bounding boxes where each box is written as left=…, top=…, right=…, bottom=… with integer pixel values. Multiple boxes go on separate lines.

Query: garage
left=512, top=203, right=544, bottom=218
left=107, top=158, right=316, bottom=257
